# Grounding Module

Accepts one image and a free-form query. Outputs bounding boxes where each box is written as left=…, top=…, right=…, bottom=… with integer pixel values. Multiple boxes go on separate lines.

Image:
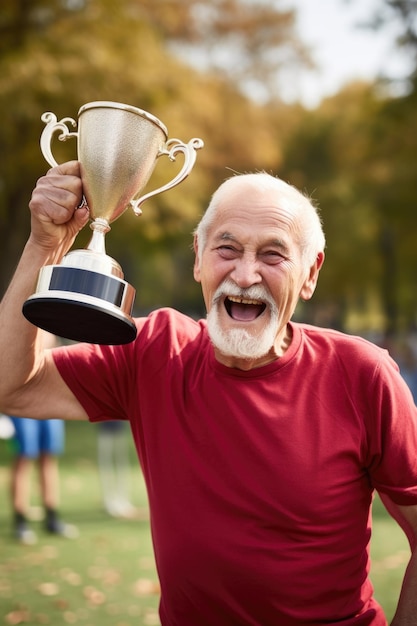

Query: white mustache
left=212, top=279, right=276, bottom=310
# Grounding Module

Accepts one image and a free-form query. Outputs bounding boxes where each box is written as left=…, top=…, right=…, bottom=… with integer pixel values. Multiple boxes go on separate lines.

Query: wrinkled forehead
left=217, top=175, right=302, bottom=210
left=213, top=177, right=303, bottom=229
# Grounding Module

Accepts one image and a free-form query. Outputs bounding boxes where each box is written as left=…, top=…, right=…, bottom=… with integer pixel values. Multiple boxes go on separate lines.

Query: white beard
left=206, top=279, right=279, bottom=360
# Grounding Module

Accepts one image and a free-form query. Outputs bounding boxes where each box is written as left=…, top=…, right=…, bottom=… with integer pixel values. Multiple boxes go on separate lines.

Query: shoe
left=45, top=508, right=79, bottom=539
left=15, top=520, right=37, bottom=545
left=45, top=518, right=79, bottom=539
left=105, top=500, right=148, bottom=520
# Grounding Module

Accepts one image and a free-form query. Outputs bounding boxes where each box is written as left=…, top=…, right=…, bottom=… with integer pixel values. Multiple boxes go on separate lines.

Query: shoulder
left=51, top=308, right=208, bottom=421
left=293, top=322, right=398, bottom=378
left=127, top=308, right=210, bottom=378
left=296, top=323, right=388, bottom=358
left=54, top=308, right=207, bottom=371
left=136, top=307, right=206, bottom=348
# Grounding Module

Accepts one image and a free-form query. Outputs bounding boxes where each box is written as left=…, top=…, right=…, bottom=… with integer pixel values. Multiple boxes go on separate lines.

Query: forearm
left=0, top=161, right=91, bottom=419
left=0, top=237, right=61, bottom=412
left=391, top=549, right=417, bottom=625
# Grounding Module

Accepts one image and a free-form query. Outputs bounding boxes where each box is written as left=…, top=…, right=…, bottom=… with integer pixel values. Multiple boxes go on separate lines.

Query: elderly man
left=1, top=161, right=417, bottom=626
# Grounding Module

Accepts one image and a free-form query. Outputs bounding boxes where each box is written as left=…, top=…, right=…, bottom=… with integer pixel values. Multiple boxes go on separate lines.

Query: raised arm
left=0, top=161, right=90, bottom=420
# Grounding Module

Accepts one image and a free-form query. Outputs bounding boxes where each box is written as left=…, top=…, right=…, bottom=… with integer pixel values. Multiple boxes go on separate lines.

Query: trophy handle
left=40, top=112, right=78, bottom=168
left=130, top=137, right=204, bottom=216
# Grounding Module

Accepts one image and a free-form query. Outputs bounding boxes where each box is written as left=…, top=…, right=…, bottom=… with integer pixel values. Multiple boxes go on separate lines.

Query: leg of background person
left=98, top=422, right=139, bottom=518
left=39, top=420, right=78, bottom=538
left=9, top=417, right=39, bottom=545
left=11, top=456, right=33, bottom=513
left=10, top=454, right=37, bottom=545
left=39, top=452, right=60, bottom=511
left=98, top=427, right=119, bottom=515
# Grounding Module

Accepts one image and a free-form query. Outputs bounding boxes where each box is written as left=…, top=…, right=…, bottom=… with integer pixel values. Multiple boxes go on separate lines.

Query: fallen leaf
left=60, top=569, right=82, bottom=586
left=54, top=598, right=70, bottom=610
left=5, top=609, right=30, bottom=624
left=102, top=568, right=121, bottom=586
left=38, top=582, right=59, bottom=596
left=133, top=578, right=160, bottom=596
left=143, top=609, right=161, bottom=625
left=83, top=585, right=106, bottom=605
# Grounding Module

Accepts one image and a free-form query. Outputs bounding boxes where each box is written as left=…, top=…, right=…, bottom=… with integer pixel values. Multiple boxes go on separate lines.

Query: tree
left=348, top=0, right=417, bottom=91
left=136, top=0, right=314, bottom=103
left=1, top=0, right=302, bottom=305
left=279, top=78, right=417, bottom=335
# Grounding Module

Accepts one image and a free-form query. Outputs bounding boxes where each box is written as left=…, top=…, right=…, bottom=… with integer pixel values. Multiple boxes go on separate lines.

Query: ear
left=300, top=252, right=325, bottom=301
left=193, top=234, right=201, bottom=283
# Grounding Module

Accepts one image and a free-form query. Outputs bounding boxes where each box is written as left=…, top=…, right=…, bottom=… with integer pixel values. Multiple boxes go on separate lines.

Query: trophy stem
left=87, top=218, right=111, bottom=255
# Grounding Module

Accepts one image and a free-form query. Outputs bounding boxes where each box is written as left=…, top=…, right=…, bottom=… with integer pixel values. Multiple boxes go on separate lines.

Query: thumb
left=73, top=203, right=90, bottom=230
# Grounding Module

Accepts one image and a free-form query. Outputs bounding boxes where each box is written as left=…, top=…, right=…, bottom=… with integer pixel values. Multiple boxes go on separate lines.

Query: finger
left=46, top=160, right=81, bottom=177
left=73, top=204, right=90, bottom=229
left=44, top=162, right=83, bottom=208
left=30, top=174, right=83, bottom=224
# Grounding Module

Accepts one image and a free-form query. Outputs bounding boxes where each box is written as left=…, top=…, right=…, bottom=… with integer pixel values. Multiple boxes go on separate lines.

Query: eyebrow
left=215, top=232, right=291, bottom=254
left=215, top=232, right=238, bottom=243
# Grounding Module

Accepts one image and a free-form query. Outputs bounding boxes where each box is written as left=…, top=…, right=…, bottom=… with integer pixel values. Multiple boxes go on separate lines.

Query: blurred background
left=0, top=1, right=416, bottom=623
left=1, top=0, right=416, bottom=343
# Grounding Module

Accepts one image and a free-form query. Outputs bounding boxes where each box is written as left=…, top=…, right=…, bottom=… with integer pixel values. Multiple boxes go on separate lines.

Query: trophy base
left=22, top=265, right=137, bottom=345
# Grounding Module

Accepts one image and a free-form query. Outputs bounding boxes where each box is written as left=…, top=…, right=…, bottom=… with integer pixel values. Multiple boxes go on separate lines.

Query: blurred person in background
left=97, top=420, right=141, bottom=518
left=397, top=338, right=417, bottom=404
left=9, top=332, right=78, bottom=545
left=382, top=334, right=417, bottom=404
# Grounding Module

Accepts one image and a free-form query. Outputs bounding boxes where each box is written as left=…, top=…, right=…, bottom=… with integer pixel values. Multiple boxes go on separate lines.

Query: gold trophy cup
left=22, top=101, right=204, bottom=344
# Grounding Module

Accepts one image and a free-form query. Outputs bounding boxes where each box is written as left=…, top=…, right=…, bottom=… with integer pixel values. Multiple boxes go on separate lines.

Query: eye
left=216, top=245, right=239, bottom=259
left=261, top=250, right=285, bottom=265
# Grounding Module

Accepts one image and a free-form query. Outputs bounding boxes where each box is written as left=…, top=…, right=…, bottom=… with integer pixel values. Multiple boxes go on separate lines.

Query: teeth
left=228, top=296, right=263, bottom=305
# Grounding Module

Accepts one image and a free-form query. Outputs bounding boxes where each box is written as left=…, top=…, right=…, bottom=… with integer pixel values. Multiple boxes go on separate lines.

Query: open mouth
left=224, top=296, right=267, bottom=322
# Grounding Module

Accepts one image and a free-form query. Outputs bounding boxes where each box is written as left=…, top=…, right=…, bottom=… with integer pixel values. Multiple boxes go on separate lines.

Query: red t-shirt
left=53, top=308, right=417, bottom=625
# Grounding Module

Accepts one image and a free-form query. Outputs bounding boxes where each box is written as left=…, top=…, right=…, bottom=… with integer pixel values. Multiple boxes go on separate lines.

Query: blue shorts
left=10, top=418, right=65, bottom=458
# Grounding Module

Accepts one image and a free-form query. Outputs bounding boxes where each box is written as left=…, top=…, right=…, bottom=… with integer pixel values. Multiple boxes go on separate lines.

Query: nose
left=229, top=256, right=262, bottom=289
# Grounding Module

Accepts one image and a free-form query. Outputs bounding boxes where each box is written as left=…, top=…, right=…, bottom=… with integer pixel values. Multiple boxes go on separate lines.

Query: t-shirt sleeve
left=365, top=351, right=417, bottom=505
left=53, top=337, right=138, bottom=423
left=51, top=308, right=199, bottom=425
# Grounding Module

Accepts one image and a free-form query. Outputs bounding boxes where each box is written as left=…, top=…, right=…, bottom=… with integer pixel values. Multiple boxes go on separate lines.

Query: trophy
left=22, top=101, right=204, bottom=345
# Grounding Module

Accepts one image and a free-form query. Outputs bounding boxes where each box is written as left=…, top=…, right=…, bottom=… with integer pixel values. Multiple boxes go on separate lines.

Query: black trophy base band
left=23, top=296, right=137, bottom=345
left=49, top=266, right=125, bottom=307
left=22, top=267, right=137, bottom=344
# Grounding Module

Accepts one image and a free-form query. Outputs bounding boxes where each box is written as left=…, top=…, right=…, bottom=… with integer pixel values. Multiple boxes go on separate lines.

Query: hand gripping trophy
left=22, top=101, right=204, bottom=345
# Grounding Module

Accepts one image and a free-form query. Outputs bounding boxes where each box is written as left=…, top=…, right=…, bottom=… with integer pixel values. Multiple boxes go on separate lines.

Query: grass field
left=0, top=420, right=410, bottom=625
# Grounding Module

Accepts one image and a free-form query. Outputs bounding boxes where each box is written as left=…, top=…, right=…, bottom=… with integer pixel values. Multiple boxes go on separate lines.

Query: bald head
left=195, top=173, right=325, bottom=269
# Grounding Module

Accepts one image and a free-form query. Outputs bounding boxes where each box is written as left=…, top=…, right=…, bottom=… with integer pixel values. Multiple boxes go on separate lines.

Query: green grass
left=0, top=421, right=410, bottom=625
left=370, top=496, right=409, bottom=619
left=0, top=421, right=160, bottom=626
